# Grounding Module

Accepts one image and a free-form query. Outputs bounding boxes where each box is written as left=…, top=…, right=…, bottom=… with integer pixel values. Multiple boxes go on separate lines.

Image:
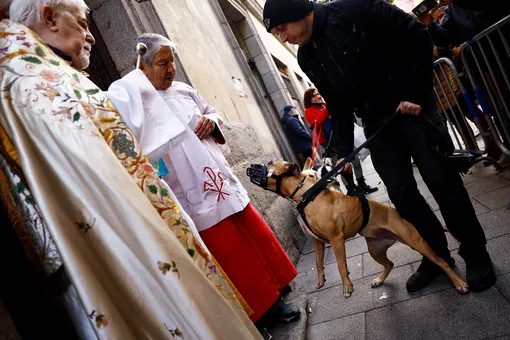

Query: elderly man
left=106, top=33, right=300, bottom=334
left=1, top=0, right=260, bottom=339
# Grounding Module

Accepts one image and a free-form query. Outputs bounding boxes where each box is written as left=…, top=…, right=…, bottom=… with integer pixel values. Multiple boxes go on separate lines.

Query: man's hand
left=397, top=101, right=422, bottom=116
left=194, top=116, right=215, bottom=139
left=336, top=158, right=353, bottom=174
left=418, top=12, right=433, bottom=27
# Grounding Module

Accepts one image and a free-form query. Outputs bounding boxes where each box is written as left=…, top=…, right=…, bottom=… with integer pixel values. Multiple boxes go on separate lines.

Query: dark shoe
left=465, top=252, right=496, bottom=292
left=406, top=257, right=456, bottom=292
left=275, top=300, right=301, bottom=323
left=356, top=177, right=379, bottom=194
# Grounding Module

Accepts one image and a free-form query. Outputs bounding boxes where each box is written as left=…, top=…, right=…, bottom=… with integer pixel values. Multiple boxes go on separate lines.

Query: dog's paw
left=343, top=285, right=354, bottom=298
left=455, top=284, right=470, bottom=295
left=371, top=278, right=384, bottom=288
left=316, top=276, right=326, bottom=289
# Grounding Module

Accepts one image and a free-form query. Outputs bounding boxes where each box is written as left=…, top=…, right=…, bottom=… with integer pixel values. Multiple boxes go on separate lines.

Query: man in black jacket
left=263, top=0, right=496, bottom=293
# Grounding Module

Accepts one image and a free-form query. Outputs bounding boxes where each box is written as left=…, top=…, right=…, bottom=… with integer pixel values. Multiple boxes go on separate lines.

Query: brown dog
left=266, top=158, right=469, bottom=297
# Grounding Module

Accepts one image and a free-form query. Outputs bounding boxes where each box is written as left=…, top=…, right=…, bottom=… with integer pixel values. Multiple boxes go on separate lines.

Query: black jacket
left=282, top=112, right=312, bottom=153
left=429, top=0, right=510, bottom=47
left=297, top=0, right=433, bottom=158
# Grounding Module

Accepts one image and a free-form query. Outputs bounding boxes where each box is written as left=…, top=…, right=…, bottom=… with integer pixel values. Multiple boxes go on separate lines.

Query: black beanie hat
left=263, top=0, right=314, bottom=33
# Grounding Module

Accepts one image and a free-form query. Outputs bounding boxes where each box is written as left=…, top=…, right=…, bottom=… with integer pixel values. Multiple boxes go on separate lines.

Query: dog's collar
left=289, top=176, right=307, bottom=200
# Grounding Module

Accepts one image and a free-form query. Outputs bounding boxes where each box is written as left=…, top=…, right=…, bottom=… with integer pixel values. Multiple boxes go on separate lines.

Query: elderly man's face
left=142, top=46, right=176, bottom=91
left=46, top=5, right=95, bottom=70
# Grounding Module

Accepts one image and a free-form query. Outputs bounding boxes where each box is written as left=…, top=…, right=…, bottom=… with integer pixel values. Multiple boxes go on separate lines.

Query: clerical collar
left=49, top=45, right=73, bottom=64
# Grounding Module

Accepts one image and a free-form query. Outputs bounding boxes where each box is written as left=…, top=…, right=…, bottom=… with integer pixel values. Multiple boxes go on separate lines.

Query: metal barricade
left=461, top=15, right=510, bottom=157
left=433, top=58, right=480, bottom=152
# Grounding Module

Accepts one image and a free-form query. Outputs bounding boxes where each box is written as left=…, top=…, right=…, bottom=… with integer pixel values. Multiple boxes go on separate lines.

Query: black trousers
left=364, top=99, right=487, bottom=262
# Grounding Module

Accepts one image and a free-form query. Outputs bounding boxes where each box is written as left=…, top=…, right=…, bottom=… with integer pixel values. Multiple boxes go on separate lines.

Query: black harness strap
left=358, top=194, right=370, bottom=232
left=289, top=176, right=307, bottom=200
left=296, top=111, right=399, bottom=237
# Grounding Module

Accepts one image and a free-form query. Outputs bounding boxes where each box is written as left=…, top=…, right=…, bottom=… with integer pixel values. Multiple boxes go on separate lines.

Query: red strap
left=311, top=123, right=321, bottom=167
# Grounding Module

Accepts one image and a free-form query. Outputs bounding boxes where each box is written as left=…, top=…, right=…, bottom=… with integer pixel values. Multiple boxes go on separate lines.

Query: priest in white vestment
left=0, top=1, right=261, bottom=339
left=106, top=33, right=300, bottom=333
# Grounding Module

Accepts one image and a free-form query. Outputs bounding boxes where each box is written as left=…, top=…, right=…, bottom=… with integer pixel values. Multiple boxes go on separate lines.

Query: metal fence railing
left=432, top=58, right=501, bottom=168
left=460, top=15, right=510, bottom=158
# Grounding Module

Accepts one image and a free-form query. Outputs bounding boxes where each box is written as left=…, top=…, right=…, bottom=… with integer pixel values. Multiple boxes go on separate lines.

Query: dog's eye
left=268, top=161, right=273, bottom=166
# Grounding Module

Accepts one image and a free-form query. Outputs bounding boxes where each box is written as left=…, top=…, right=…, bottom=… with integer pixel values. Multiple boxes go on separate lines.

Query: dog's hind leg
left=366, top=237, right=396, bottom=288
left=330, top=233, right=354, bottom=298
left=312, top=238, right=326, bottom=289
left=389, top=216, right=469, bottom=294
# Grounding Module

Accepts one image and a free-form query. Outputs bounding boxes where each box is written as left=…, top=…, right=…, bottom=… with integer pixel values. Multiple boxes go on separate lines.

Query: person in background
left=419, top=0, right=509, bottom=162
left=304, top=88, right=378, bottom=195
left=281, top=105, right=313, bottom=166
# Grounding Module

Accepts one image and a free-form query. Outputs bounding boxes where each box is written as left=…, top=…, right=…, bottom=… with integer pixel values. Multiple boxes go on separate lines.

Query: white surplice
left=0, top=20, right=260, bottom=340
left=108, top=73, right=250, bottom=232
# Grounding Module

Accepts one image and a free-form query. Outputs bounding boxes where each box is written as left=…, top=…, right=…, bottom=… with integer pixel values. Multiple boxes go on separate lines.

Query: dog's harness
left=247, top=111, right=400, bottom=241
left=296, top=182, right=371, bottom=243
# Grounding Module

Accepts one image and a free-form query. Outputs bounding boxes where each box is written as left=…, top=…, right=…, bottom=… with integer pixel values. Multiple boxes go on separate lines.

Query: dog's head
left=265, top=160, right=301, bottom=190
left=247, top=160, right=301, bottom=194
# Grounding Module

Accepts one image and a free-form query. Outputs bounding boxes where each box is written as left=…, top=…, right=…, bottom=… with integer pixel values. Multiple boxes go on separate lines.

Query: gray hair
left=9, top=0, right=89, bottom=27
left=134, top=33, right=176, bottom=68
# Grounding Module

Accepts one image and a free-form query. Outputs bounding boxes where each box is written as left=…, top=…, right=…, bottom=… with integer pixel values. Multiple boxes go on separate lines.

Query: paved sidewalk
left=271, top=156, right=510, bottom=340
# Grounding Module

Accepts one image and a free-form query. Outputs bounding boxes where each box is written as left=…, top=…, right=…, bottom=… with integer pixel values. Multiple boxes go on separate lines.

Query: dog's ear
left=284, top=162, right=301, bottom=177
left=303, top=157, right=313, bottom=171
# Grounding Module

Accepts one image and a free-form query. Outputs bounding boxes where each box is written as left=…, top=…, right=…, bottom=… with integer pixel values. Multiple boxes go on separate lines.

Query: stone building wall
left=222, top=122, right=306, bottom=264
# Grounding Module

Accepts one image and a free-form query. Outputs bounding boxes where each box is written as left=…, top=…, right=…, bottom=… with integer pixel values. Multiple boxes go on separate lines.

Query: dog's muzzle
left=246, top=163, right=270, bottom=189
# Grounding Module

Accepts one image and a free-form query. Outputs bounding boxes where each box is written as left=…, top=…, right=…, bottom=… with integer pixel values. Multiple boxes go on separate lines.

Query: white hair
left=134, top=33, right=176, bottom=67
left=9, top=0, right=89, bottom=27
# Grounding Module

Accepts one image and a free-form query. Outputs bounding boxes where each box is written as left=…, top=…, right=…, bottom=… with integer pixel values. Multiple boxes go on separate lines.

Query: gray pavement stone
left=297, top=250, right=330, bottom=273
left=302, top=237, right=315, bottom=255
left=363, top=241, right=422, bottom=277
left=426, top=196, right=440, bottom=211
left=495, top=272, right=510, bottom=302
left=499, top=168, right=510, bottom=181
left=302, top=237, right=332, bottom=256
left=474, top=185, right=510, bottom=211
left=307, top=313, right=365, bottom=340
left=325, top=237, right=368, bottom=264
left=370, top=192, right=390, bottom=204
left=463, top=164, right=500, bottom=185
left=295, top=256, right=363, bottom=294
left=307, top=265, right=421, bottom=325
left=365, top=287, right=510, bottom=340
left=486, top=234, right=510, bottom=276
left=465, top=175, right=510, bottom=197
left=471, top=198, right=492, bottom=215
left=434, top=210, right=445, bottom=226
left=307, top=281, right=374, bottom=325
left=478, top=208, right=510, bottom=241
left=370, top=265, right=421, bottom=309
left=417, top=183, right=433, bottom=199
